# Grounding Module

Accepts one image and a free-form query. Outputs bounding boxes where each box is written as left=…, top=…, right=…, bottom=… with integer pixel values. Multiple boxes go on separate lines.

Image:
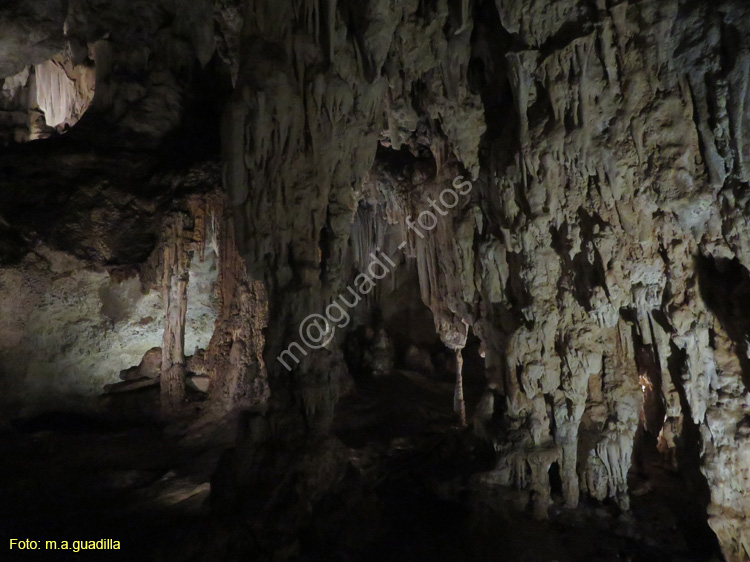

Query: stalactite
left=728, top=50, right=750, bottom=182
left=327, top=0, right=337, bottom=61
left=314, top=0, right=320, bottom=45
left=455, top=0, right=471, bottom=35
left=33, top=52, right=95, bottom=130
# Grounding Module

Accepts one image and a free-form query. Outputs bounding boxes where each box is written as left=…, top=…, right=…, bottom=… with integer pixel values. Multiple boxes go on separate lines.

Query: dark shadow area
left=626, top=340, right=723, bottom=561
left=0, top=411, right=235, bottom=562
left=695, top=254, right=750, bottom=391
left=0, top=55, right=231, bottom=267
left=549, top=461, right=563, bottom=498
left=629, top=319, right=666, bottom=478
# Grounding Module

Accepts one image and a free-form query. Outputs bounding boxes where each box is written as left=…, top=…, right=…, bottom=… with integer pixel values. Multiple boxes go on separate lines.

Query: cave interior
left=1, top=1, right=750, bottom=561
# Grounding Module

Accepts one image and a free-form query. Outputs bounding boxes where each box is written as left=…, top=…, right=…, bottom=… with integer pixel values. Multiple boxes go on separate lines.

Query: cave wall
left=0, top=0, right=238, bottom=418
left=0, top=241, right=218, bottom=419
left=469, top=1, right=749, bottom=558
left=222, top=0, right=485, bottom=433
left=221, top=0, right=750, bottom=559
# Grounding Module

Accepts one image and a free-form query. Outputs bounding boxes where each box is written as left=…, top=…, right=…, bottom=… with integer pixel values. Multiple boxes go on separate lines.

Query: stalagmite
left=453, top=349, right=466, bottom=427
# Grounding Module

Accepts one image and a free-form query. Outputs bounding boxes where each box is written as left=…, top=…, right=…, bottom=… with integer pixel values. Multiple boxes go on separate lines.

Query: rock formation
left=216, top=0, right=750, bottom=558
left=1, top=0, right=750, bottom=561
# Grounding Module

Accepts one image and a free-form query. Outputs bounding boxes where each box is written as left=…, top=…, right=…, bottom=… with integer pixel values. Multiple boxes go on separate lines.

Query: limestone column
left=160, top=214, right=192, bottom=416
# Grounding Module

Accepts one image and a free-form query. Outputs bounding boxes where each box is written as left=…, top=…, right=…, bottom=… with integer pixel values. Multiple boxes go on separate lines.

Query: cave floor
left=0, top=410, right=229, bottom=561
left=0, top=371, right=723, bottom=562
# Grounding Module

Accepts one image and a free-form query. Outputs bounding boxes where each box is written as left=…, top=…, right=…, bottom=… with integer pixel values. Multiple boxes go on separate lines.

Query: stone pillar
left=160, top=215, right=192, bottom=416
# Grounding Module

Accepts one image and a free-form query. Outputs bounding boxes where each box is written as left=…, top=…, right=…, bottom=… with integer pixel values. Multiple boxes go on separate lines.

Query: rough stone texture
left=64, top=0, right=221, bottom=141
left=211, top=0, right=487, bottom=553
left=1, top=0, right=750, bottom=560
left=0, top=0, right=236, bottom=418
left=218, top=0, right=750, bottom=559
left=200, top=200, right=270, bottom=413
left=119, top=347, right=161, bottom=381
left=220, top=0, right=486, bottom=433
left=377, top=0, right=750, bottom=555
left=462, top=1, right=750, bottom=558
left=0, top=243, right=218, bottom=419
left=0, top=0, right=66, bottom=79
